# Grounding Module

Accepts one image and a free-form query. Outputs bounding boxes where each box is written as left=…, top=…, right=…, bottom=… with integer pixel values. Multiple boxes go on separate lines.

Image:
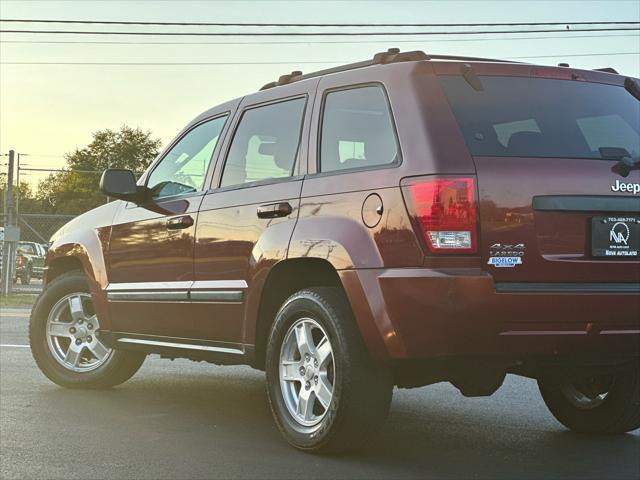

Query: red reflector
left=402, top=177, right=478, bottom=253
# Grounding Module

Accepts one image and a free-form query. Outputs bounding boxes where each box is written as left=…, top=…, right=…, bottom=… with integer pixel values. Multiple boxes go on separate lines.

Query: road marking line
left=0, top=344, right=30, bottom=348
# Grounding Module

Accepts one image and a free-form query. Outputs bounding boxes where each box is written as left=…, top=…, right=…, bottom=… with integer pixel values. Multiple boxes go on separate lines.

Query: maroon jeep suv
left=30, top=49, right=640, bottom=452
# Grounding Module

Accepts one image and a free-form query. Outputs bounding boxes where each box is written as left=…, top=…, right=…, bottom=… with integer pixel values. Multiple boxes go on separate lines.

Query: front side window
left=220, top=98, right=306, bottom=188
left=320, top=86, right=399, bottom=173
left=147, top=116, right=227, bottom=199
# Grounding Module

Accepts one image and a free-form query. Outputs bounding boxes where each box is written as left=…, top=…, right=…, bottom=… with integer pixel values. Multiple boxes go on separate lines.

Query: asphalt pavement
left=1, top=307, right=639, bottom=480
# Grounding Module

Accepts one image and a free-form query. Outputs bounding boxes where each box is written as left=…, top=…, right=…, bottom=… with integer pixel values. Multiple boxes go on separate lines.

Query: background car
left=14, top=241, right=45, bottom=285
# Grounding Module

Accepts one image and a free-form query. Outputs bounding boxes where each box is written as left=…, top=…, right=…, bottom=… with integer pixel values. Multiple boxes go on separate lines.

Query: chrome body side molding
left=116, top=337, right=244, bottom=355
left=105, top=279, right=248, bottom=303
left=189, top=291, right=243, bottom=302
left=107, top=291, right=189, bottom=302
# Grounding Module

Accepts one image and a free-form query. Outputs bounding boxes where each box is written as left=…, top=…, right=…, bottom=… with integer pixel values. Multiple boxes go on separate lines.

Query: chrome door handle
left=167, top=215, right=194, bottom=230
left=257, top=202, right=293, bottom=219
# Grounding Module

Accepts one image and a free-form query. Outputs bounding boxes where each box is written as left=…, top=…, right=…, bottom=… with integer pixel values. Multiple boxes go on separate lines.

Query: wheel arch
left=251, top=257, right=391, bottom=370
left=252, top=258, right=343, bottom=370
left=44, top=228, right=111, bottom=328
left=46, top=256, right=85, bottom=284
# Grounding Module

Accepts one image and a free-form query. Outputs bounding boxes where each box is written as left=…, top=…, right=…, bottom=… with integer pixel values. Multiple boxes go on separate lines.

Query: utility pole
left=16, top=153, right=20, bottom=217
left=1, top=150, right=19, bottom=296
left=15, top=153, right=29, bottom=217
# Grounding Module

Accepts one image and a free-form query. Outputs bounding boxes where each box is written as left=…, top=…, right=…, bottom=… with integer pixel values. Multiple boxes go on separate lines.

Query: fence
left=1, top=213, right=75, bottom=244
left=1, top=213, right=76, bottom=294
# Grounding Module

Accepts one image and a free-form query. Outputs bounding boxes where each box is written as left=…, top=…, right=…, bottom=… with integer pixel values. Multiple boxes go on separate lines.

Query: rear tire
left=266, top=287, right=393, bottom=453
left=30, top=270, right=146, bottom=389
left=538, top=362, right=640, bottom=434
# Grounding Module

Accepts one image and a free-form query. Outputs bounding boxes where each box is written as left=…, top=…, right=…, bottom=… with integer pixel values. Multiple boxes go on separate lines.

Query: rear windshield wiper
left=599, top=147, right=640, bottom=177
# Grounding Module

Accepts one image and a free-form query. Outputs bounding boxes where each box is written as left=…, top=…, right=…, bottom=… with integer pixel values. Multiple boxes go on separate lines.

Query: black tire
left=538, top=362, right=640, bottom=434
left=266, top=287, right=393, bottom=453
left=21, top=267, right=31, bottom=285
left=29, top=270, right=146, bottom=389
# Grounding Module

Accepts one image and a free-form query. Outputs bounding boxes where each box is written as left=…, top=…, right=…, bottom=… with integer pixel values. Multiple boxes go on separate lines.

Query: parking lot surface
left=1, top=307, right=638, bottom=480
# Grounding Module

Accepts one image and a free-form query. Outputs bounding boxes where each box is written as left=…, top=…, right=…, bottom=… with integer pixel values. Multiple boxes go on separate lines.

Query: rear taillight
left=402, top=176, right=478, bottom=253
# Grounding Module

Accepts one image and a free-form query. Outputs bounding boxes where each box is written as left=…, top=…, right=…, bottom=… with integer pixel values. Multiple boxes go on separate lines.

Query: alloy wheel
left=46, top=292, right=112, bottom=372
left=561, top=376, right=612, bottom=410
left=279, top=317, right=335, bottom=427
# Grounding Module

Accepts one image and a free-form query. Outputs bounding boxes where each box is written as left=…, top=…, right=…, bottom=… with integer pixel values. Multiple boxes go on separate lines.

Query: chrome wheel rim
left=279, top=318, right=335, bottom=427
left=46, top=292, right=113, bottom=373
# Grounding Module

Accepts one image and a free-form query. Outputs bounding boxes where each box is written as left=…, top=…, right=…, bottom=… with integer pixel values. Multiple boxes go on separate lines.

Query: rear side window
left=439, top=75, right=640, bottom=159
left=320, top=86, right=399, bottom=172
left=220, top=98, right=306, bottom=187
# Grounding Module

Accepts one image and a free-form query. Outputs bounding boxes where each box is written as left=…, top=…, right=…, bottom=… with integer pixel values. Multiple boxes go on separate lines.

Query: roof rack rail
left=428, top=54, right=522, bottom=64
left=259, top=48, right=429, bottom=91
left=258, top=49, right=525, bottom=91
left=593, top=67, right=619, bottom=74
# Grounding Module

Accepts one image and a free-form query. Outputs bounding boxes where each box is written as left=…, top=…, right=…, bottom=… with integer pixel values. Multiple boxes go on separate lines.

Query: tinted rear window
left=439, top=75, right=640, bottom=159
left=320, top=86, right=399, bottom=172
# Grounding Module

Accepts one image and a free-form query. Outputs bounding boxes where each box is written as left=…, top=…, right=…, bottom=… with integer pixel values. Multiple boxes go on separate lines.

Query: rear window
left=439, top=75, right=640, bottom=159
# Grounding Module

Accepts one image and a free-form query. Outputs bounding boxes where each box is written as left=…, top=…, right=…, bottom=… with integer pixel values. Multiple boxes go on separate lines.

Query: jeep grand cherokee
left=30, top=49, right=640, bottom=452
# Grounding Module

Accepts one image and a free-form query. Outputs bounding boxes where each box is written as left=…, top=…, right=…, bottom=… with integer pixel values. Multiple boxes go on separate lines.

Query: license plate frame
left=591, top=216, right=640, bottom=258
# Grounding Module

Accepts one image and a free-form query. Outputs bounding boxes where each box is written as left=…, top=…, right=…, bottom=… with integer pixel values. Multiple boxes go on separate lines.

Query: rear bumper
left=339, top=268, right=640, bottom=361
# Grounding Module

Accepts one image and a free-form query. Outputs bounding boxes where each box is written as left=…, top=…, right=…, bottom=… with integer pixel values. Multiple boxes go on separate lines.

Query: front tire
left=266, top=287, right=393, bottom=452
left=538, top=362, right=640, bottom=434
left=30, top=271, right=146, bottom=389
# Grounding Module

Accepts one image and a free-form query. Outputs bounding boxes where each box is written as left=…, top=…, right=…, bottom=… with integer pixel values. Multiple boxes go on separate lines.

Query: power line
left=19, top=167, right=101, bottom=174
left=1, top=61, right=347, bottom=65
left=1, top=19, right=637, bottom=27
left=16, top=154, right=66, bottom=158
left=3, top=52, right=638, bottom=66
left=2, top=33, right=636, bottom=45
left=1, top=27, right=638, bottom=36
left=510, top=52, right=639, bottom=59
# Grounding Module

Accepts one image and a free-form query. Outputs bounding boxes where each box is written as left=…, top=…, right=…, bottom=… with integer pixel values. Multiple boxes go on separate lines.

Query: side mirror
left=99, top=169, right=144, bottom=203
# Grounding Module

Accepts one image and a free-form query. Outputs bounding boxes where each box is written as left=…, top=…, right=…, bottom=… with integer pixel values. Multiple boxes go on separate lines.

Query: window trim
left=216, top=94, right=309, bottom=190
left=143, top=113, right=230, bottom=201
left=315, top=82, right=403, bottom=177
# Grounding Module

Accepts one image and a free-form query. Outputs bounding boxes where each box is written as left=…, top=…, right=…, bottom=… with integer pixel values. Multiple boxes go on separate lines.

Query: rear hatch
left=437, top=65, right=640, bottom=286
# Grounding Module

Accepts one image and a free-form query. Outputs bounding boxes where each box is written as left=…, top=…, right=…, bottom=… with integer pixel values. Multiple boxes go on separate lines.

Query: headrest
left=507, top=131, right=544, bottom=155
left=258, top=141, right=276, bottom=156
left=258, top=139, right=295, bottom=171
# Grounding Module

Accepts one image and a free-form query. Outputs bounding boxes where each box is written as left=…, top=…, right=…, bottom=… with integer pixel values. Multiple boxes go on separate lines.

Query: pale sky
left=1, top=0, right=639, bottom=187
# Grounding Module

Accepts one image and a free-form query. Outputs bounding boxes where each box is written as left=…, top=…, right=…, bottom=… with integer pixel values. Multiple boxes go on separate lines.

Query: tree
left=37, top=126, right=161, bottom=214
left=1, top=180, right=39, bottom=215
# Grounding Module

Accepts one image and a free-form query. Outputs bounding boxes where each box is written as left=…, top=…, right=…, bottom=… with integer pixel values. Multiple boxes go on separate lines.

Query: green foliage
left=36, top=126, right=161, bottom=214
left=0, top=293, right=38, bottom=306
left=1, top=181, right=39, bottom=215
